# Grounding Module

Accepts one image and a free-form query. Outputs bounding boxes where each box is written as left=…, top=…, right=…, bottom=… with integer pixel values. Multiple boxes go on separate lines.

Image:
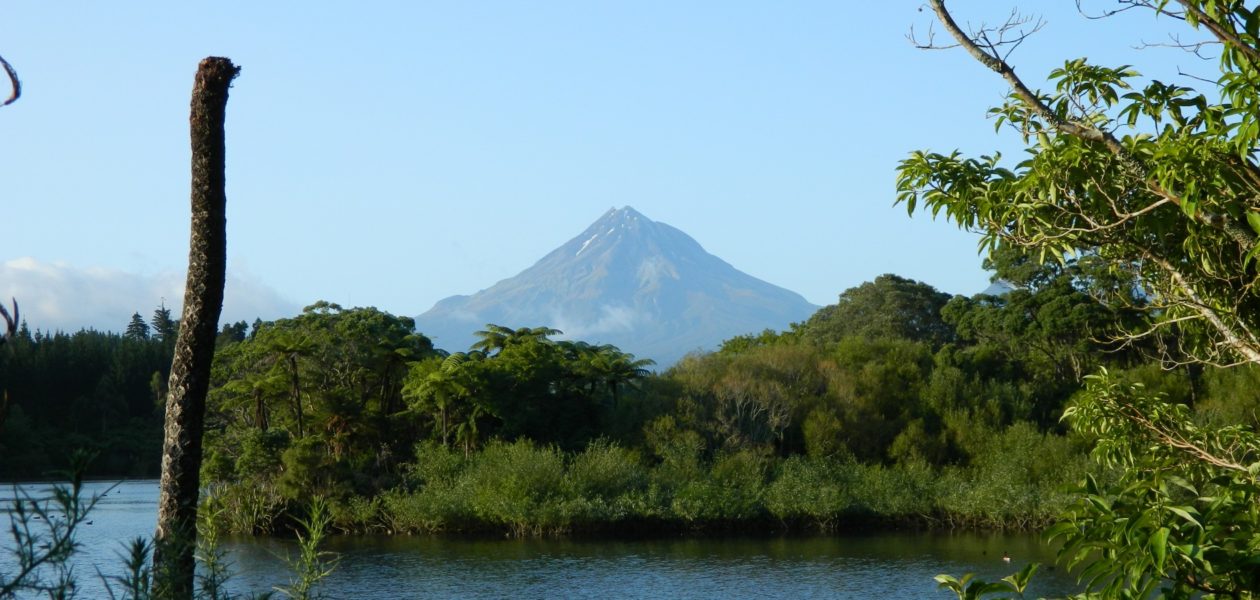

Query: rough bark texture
left=152, top=56, right=239, bottom=600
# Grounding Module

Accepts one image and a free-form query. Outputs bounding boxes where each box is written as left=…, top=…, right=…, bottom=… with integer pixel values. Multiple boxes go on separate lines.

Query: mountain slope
left=415, top=206, right=818, bottom=366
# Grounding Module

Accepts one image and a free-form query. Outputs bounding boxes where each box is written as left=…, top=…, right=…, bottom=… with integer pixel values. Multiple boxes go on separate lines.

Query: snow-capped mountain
left=414, top=206, right=818, bottom=367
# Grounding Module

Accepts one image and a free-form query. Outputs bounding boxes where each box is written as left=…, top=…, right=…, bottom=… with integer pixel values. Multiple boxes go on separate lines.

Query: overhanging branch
left=926, top=0, right=1257, bottom=250
left=1174, top=0, right=1260, bottom=67
left=1143, top=250, right=1260, bottom=365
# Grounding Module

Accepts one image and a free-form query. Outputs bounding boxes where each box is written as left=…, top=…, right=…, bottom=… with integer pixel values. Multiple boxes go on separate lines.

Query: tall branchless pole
left=152, top=56, right=239, bottom=600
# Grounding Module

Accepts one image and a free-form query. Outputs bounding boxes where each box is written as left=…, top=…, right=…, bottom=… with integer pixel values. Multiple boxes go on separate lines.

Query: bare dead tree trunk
left=152, top=56, right=239, bottom=600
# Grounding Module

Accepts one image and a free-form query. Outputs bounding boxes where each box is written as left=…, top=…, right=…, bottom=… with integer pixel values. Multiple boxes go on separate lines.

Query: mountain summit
left=415, top=206, right=818, bottom=366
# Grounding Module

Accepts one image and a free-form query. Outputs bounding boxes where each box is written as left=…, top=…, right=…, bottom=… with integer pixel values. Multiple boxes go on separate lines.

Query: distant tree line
left=0, top=305, right=261, bottom=479
left=0, top=306, right=175, bottom=477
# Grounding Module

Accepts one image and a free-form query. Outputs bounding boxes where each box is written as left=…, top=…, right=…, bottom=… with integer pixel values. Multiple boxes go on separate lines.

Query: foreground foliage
left=907, top=0, right=1260, bottom=597
left=936, top=371, right=1260, bottom=599
left=0, top=461, right=97, bottom=598
left=1052, top=372, right=1260, bottom=597
left=900, top=0, right=1260, bottom=368
left=0, top=469, right=333, bottom=600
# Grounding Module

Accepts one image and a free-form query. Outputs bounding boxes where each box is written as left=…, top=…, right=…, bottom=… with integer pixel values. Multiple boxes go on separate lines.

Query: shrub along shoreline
left=208, top=427, right=1089, bottom=538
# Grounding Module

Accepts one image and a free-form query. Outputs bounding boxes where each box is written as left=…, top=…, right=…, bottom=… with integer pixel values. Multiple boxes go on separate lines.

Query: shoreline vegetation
left=5, top=262, right=1257, bottom=541
left=211, top=435, right=1085, bottom=538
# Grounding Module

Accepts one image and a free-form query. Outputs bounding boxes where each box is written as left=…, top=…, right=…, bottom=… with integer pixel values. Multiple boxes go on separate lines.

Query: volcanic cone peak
left=415, top=206, right=817, bottom=367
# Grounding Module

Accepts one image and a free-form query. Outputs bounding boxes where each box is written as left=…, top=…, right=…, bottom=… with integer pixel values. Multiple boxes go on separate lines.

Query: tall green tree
left=587, top=344, right=655, bottom=407
left=480, top=329, right=599, bottom=450
left=125, top=313, right=151, bottom=341
left=471, top=324, right=562, bottom=355
left=151, top=303, right=177, bottom=344
left=795, top=274, right=955, bottom=349
left=216, top=320, right=248, bottom=347
left=402, top=351, right=493, bottom=454
left=205, top=303, right=439, bottom=498
left=261, top=328, right=315, bottom=439
left=403, top=326, right=648, bottom=453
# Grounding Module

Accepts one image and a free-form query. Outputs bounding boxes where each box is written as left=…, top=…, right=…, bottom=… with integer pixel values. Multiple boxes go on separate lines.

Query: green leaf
left=1247, top=211, right=1260, bottom=235
left=1165, top=506, right=1201, bottom=529
left=1150, top=527, right=1170, bottom=571
left=1002, top=562, right=1040, bottom=594
left=970, top=581, right=1014, bottom=598
left=1080, top=558, right=1115, bottom=590
left=1044, top=521, right=1078, bottom=541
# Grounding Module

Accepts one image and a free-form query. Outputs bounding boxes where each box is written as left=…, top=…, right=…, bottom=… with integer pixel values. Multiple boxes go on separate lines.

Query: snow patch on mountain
left=576, top=234, right=599, bottom=256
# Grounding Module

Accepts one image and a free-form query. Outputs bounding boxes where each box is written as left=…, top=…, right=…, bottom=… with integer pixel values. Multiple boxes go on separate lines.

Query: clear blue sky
left=0, top=2, right=1196, bottom=332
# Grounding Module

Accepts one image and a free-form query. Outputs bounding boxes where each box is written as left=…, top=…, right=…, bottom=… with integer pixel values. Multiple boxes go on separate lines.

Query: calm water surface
left=2, top=481, right=1082, bottom=599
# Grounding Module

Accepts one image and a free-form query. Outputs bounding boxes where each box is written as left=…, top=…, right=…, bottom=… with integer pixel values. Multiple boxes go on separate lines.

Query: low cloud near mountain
left=0, top=257, right=298, bottom=334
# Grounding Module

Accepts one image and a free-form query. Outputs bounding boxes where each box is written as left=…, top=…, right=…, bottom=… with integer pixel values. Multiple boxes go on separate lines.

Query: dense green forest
left=0, top=305, right=262, bottom=477
left=5, top=247, right=1256, bottom=535
left=0, top=306, right=176, bottom=477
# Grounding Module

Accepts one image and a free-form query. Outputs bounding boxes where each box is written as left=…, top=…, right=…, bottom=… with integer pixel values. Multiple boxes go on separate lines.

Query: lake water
left=2, top=480, right=1083, bottom=599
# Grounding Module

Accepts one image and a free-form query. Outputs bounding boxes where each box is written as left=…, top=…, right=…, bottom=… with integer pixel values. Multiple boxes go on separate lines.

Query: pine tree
left=151, top=303, right=177, bottom=343
left=125, top=312, right=150, bottom=341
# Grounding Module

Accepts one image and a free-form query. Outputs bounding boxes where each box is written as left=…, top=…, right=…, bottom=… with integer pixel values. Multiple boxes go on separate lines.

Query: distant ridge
left=414, top=206, right=819, bottom=367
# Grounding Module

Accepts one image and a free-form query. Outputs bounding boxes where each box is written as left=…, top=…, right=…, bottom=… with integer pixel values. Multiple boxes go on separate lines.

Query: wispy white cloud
left=551, top=304, right=643, bottom=340
left=0, top=257, right=299, bottom=333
